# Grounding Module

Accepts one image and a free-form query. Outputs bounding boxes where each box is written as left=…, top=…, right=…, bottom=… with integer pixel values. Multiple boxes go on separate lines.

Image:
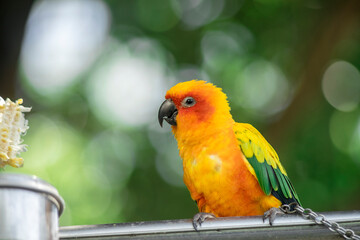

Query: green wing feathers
left=234, top=123, right=301, bottom=205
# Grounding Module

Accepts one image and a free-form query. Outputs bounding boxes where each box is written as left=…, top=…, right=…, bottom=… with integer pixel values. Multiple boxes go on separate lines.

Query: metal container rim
left=0, top=173, right=65, bottom=216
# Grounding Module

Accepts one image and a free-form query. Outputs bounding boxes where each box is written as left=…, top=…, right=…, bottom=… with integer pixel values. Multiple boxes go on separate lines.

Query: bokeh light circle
left=176, top=0, right=225, bottom=29
left=329, top=110, right=360, bottom=163
left=322, top=61, right=360, bottom=112
left=87, top=39, right=171, bottom=127
left=21, top=0, right=110, bottom=97
left=233, top=59, right=291, bottom=116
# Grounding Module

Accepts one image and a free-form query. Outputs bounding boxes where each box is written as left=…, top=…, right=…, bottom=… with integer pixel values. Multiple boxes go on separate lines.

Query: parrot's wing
left=234, top=123, right=301, bottom=205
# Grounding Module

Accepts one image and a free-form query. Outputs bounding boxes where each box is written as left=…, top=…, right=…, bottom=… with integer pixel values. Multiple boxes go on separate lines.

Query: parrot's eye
left=182, top=97, right=196, bottom=107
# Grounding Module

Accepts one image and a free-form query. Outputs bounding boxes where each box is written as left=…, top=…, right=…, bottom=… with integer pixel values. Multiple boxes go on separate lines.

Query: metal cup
left=0, top=173, right=65, bottom=240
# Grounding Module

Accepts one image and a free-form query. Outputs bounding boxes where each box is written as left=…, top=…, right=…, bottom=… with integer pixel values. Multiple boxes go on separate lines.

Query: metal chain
left=280, top=203, right=360, bottom=240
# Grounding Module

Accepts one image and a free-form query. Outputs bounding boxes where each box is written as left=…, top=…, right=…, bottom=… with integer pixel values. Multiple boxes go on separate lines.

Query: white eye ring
left=182, top=97, right=196, bottom=107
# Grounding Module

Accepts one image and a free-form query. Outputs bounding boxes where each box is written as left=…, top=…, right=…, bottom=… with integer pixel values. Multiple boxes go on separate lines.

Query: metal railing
left=60, top=210, right=360, bottom=239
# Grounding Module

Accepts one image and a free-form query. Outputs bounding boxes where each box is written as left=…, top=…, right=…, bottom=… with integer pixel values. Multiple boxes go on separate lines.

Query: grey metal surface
left=60, top=210, right=360, bottom=239
left=0, top=172, right=65, bottom=215
left=0, top=173, right=65, bottom=240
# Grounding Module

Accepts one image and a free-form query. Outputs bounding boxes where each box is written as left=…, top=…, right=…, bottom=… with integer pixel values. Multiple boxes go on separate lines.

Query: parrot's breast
left=181, top=133, right=281, bottom=217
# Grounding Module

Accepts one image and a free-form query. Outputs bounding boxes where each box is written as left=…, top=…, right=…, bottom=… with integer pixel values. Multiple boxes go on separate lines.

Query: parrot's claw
left=263, top=207, right=284, bottom=226
left=192, top=212, right=216, bottom=231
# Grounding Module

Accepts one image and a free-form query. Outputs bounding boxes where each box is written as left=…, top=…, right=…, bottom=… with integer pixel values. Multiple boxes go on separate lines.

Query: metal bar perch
left=60, top=211, right=360, bottom=240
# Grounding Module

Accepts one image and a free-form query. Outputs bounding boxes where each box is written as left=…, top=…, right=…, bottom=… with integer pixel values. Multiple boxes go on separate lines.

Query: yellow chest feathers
left=182, top=148, right=226, bottom=194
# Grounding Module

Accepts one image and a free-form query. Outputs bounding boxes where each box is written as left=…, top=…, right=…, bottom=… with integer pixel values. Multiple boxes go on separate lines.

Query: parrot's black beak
left=158, top=99, right=178, bottom=127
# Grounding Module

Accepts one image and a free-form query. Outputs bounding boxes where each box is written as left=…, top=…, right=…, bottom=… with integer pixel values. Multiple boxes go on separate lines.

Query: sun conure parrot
left=158, top=80, right=301, bottom=229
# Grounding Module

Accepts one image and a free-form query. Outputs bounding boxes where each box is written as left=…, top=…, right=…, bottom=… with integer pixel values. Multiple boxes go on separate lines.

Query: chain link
left=280, top=203, right=360, bottom=240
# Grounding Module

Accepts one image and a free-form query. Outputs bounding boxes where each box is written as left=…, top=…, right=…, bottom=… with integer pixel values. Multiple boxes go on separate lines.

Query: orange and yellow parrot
left=158, top=80, right=300, bottom=229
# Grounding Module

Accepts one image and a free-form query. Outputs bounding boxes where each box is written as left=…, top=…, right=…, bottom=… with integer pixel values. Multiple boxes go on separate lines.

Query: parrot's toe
left=263, top=207, right=284, bottom=226
left=192, top=212, right=216, bottom=231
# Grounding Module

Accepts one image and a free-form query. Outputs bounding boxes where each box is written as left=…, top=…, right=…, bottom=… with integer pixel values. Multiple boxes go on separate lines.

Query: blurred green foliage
left=4, top=0, right=360, bottom=226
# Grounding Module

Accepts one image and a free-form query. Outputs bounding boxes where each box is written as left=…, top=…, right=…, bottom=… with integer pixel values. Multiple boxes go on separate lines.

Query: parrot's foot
left=263, top=207, right=284, bottom=226
left=192, top=212, right=216, bottom=231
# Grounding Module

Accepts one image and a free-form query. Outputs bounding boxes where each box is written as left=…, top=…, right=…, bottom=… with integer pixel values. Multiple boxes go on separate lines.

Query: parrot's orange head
left=158, top=80, right=233, bottom=136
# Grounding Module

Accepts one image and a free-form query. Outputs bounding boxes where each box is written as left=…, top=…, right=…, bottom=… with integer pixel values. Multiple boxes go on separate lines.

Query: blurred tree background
left=1, top=0, right=360, bottom=226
